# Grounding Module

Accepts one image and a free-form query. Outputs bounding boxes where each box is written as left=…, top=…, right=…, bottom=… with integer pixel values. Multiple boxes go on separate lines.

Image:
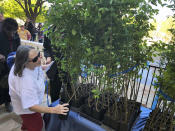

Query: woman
left=8, top=45, right=69, bottom=131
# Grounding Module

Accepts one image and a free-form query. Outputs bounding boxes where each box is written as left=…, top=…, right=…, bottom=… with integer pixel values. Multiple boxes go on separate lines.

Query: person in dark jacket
left=0, top=18, right=20, bottom=112
left=24, top=18, right=36, bottom=41
left=43, top=30, right=71, bottom=103
left=37, top=23, right=43, bottom=43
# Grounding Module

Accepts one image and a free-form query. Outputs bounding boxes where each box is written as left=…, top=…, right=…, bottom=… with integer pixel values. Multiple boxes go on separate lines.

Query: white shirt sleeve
left=20, top=75, right=40, bottom=109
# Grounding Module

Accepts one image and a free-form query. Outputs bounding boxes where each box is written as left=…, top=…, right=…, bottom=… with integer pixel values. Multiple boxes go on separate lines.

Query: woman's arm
left=29, top=103, right=69, bottom=115
left=41, top=61, right=54, bottom=71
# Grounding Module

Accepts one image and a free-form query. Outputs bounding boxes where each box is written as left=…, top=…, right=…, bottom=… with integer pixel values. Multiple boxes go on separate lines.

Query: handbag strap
left=45, top=80, right=50, bottom=106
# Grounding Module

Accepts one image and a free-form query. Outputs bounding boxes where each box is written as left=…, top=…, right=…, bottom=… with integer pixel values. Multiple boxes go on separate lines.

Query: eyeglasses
left=29, top=52, right=40, bottom=63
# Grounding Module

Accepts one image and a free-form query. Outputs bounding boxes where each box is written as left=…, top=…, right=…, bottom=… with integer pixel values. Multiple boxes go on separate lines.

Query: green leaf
left=72, top=29, right=77, bottom=36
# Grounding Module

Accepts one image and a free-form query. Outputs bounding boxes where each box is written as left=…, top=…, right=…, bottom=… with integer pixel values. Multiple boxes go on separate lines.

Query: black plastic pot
left=80, top=104, right=93, bottom=117
left=70, top=99, right=81, bottom=108
left=71, top=95, right=88, bottom=108
left=58, top=101, right=70, bottom=120
left=103, top=113, right=120, bottom=130
left=91, top=106, right=106, bottom=121
left=61, top=83, right=94, bottom=109
left=78, top=104, right=102, bottom=125
left=119, top=121, right=131, bottom=131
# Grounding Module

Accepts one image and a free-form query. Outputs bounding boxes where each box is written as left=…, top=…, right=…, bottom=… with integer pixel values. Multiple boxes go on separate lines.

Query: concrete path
left=0, top=104, right=21, bottom=131
left=0, top=94, right=50, bottom=131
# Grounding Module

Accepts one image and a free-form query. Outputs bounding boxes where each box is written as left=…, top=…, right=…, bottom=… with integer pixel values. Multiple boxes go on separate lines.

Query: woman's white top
left=8, top=65, right=45, bottom=115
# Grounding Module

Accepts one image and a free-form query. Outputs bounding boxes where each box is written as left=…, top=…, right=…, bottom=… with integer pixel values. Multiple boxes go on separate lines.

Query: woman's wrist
left=49, top=107, right=55, bottom=114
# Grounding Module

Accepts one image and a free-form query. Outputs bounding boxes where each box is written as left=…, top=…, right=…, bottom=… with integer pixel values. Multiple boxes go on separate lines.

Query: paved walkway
left=0, top=94, right=50, bottom=131
left=0, top=104, right=21, bottom=131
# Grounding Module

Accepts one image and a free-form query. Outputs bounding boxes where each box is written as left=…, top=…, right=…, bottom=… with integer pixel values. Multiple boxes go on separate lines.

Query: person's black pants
left=0, top=88, right=11, bottom=105
left=50, top=74, right=62, bottom=103
left=49, top=72, right=72, bottom=103
left=0, top=75, right=11, bottom=105
left=31, top=34, right=36, bottom=41
left=0, top=63, right=10, bottom=105
left=46, top=61, right=71, bottom=102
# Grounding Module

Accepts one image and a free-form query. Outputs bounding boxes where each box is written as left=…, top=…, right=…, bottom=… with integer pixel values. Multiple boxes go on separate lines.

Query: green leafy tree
left=46, top=0, right=161, bottom=83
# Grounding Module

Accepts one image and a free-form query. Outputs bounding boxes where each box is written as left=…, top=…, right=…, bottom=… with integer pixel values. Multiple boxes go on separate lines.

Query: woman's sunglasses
left=29, top=52, right=40, bottom=63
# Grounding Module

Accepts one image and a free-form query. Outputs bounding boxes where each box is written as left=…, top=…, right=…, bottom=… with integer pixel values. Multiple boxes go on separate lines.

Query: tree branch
left=35, top=0, right=45, bottom=16
left=24, top=0, right=30, bottom=18
left=36, top=4, right=43, bottom=16
left=14, top=0, right=25, bottom=10
left=28, top=0, right=34, bottom=16
left=34, top=0, right=40, bottom=14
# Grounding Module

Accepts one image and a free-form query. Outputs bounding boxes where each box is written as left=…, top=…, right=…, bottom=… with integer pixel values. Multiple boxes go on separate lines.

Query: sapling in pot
left=59, top=82, right=83, bottom=120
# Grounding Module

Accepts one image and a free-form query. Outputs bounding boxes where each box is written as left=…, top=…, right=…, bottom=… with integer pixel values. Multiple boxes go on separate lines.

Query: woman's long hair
left=14, top=45, right=34, bottom=77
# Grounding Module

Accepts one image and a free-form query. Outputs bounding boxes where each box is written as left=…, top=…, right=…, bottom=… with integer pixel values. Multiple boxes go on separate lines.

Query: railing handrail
left=21, top=39, right=43, bottom=46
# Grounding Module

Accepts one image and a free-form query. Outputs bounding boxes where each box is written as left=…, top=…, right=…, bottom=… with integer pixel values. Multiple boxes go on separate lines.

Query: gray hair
left=14, top=45, right=34, bottom=77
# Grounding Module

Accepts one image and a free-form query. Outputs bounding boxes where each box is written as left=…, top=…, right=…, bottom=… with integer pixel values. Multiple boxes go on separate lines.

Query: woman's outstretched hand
left=53, top=103, right=69, bottom=115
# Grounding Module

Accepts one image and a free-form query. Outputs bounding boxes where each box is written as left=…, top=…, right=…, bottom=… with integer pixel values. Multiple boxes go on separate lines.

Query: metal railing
left=135, top=65, right=161, bottom=108
left=80, top=64, right=161, bottom=109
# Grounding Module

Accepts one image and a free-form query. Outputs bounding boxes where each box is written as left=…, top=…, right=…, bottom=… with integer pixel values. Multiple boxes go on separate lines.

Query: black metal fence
left=135, top=65, right=161, bottom=108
